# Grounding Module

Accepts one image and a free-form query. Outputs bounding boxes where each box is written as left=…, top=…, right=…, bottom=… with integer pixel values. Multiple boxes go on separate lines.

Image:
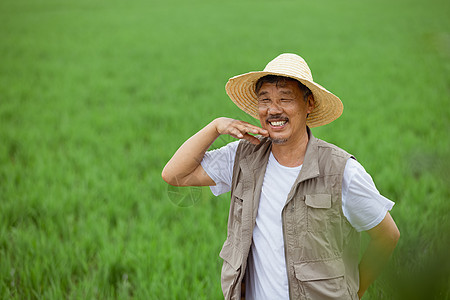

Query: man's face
left=257, top=80, right=314, bottom=145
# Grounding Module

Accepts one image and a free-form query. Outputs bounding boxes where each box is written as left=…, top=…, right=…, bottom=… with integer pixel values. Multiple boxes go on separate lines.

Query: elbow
left=161, top=166, right=182, bottom=186
left=161, top=167, right=174, bottom=185
left=161, top=168, right=169, bottom=184
left=388, top=226, right=400, bottom=251
left=393, top=227, right=400, bottom=246
left=161, top=166, right=173, bottom=185
left=385, top=213, right=400, bottom=249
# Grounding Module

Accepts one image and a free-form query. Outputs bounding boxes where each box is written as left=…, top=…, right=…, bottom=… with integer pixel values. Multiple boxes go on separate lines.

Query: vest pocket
left=232, top=197, right=243, bottom=223
left=305, top=194, right=332, bottom=232
left=219, top=240, right=243, bottom=299
left=229, top=196, right=243, bottom=245
left=294, top=258, right=351, bottom=299
left=220, top=240, right=243, bottom=271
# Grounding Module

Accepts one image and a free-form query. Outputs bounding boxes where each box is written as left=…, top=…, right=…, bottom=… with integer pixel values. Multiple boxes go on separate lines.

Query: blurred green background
left=0, top=0, right=449, bottom=299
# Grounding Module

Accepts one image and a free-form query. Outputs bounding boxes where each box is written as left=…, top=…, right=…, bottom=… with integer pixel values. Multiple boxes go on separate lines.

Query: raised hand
left=214, top=117, right=269, bottom=145
left=162, top=117, right=269, bottom=186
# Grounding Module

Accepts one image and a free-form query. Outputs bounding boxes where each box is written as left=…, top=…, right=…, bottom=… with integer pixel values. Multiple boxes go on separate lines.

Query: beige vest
left=219, top=130, right=360, bottom=300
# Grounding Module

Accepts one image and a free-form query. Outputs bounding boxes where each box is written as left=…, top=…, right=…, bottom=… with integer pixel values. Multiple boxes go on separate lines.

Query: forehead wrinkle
left=257, top=88, right=295, bottom=97
left=279, top=90, right=294, bottom=95
left=257, top=90, right=269, bottom=97
left=257, top=83, right=300, bottom=99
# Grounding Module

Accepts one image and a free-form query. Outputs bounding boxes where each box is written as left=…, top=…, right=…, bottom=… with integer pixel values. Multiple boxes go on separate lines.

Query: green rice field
left=0, top=0, right=449, bottom=298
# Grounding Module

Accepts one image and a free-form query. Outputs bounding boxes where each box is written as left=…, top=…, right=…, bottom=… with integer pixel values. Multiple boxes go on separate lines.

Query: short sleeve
left=342, top=158, right=395, bottom=232
left=200, top=141, right=239, bottom=196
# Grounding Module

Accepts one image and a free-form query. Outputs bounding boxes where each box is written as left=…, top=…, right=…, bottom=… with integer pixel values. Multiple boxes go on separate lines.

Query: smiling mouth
left=269, top=120, right=287, bottom=127
left=267, top=117, right=288, bottom=128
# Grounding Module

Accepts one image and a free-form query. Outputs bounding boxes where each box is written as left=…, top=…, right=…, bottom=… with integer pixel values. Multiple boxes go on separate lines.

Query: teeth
left=270, top=121, right=286, bottom=126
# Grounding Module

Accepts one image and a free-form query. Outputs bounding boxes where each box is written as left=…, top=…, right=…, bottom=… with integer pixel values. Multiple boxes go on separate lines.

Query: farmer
left=162, top=53, right=400, bottom=299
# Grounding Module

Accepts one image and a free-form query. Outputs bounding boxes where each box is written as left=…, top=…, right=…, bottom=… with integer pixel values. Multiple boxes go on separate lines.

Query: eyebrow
left=279, top=90, right=294, bottom=95
left=257, top=90, right=294, bottom=97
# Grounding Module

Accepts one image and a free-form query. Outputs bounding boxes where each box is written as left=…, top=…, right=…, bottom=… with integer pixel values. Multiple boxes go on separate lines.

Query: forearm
left=162, top=117, right=268, bottom=186
left=357, top=213, right=400, bottom=298
left=162, top=119, right=220, bottom=185
left=357, top=237, right=396, bottom=297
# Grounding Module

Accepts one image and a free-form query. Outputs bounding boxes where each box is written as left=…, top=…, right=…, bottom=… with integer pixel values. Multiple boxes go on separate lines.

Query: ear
left=306, top=94, right=315, bottom=114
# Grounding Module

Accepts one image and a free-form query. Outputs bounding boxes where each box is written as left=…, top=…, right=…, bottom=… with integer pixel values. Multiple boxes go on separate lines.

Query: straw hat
left=225, top=53, right=343, bottom=128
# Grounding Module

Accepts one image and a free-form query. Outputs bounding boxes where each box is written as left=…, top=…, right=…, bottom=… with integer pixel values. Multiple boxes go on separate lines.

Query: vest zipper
left=282, top=206, right=293, bottom=299
left=284, top=199, right=306, bottom=298
left=291, top=200, right=296, bottom=237
left=281, top=204, right=295, bottom=299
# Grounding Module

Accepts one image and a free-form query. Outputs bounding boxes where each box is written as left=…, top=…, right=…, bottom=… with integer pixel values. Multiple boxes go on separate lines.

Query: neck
left=271, top=128, right=310, bottom=167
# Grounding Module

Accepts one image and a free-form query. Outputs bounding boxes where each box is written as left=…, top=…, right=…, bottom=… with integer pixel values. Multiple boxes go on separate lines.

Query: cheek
left=289, top=103, right=306, bottom=117
left=259, top=118, right=267, bottom=129
left=258, top=107, right=267, bottom=119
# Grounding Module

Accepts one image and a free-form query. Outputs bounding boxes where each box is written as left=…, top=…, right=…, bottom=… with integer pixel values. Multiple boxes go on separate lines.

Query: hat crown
left=263, top=53, right=313, bottom=81
left=225, top=53, right=343, bottom=127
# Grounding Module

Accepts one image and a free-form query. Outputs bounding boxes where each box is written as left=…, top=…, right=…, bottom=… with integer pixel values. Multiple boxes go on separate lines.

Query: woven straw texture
left=225, top=53, right=343, bottom=128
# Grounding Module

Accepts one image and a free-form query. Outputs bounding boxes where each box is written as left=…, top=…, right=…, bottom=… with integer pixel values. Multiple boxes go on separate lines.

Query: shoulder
left=315, top=137, right=354, bottom=161
left=235, top=136, right=272, bottom=158
left=204, top=140, right=240, bottom=158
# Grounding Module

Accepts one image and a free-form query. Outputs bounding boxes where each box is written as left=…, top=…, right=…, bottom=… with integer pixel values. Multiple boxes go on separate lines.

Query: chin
left=270, top=137, right=288, bottom=144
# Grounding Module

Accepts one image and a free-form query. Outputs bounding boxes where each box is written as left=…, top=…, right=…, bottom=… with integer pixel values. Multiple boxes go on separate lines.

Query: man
left=162, top=53, right=400, bottom=299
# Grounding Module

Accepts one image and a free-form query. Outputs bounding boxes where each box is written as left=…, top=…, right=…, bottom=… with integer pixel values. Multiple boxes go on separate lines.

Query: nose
left=267, top=101, right=283, bottom=114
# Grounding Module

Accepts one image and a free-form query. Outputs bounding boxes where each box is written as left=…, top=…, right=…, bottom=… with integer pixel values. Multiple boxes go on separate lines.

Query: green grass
left=0, top=0, right=449, bottom=298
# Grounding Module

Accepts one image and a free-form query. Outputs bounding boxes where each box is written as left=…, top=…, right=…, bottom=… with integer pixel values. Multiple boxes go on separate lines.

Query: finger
left=242, top=133, right=261, bottom=145
left=228, top=120, right=268, bottom=138
left=229, top=126, right=259, bottom=143
left=229, top=128, right=244, bottom=139
left=231, top=124, right=254, bottom=138
left=239, top=123, right=269, bottom=137
left=233, top=123, right=266, bottom=136
left=245, top=127, right=269, bottom=137
left=254, top=127, right=269, bottom=136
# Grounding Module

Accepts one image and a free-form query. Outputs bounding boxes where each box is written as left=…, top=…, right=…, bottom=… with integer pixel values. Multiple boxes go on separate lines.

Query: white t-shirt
left=201, top=141, right=394, bottom=300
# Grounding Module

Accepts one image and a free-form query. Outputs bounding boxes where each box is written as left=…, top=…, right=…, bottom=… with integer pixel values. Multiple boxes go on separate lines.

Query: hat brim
left=225, top=71, right=343, bottom=128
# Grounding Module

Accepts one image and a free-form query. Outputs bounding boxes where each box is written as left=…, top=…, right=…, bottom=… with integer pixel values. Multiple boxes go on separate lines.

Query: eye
left=258, top=98, right=271, bottom=103
left=280, top=98, right=293, bottom=102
